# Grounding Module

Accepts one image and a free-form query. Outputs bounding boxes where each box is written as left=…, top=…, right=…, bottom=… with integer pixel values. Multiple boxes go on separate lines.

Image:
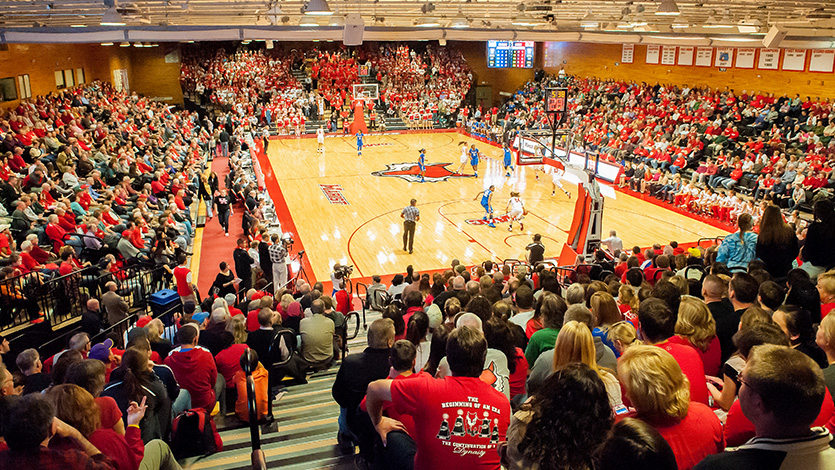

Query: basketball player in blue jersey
left=469, top=144, right=480, bottom=178
left=502, top=143, right=514, bottom=177
left=417, top=148, right=426, bottom=182
left=356, top=130, right=364, bottom=156
left=473, top=184, right=496, bottom=228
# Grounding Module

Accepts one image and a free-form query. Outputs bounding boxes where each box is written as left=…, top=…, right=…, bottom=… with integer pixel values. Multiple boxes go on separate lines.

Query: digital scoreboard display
left=487, top=40, right=534, bottom=68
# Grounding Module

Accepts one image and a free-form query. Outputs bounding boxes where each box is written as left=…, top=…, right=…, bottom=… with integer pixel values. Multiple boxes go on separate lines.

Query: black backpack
left=170, top=408, right=223, bottom=459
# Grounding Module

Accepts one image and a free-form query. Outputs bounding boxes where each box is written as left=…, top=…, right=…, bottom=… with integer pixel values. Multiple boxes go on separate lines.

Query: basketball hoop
left=352, top=83, right=379, bottom=102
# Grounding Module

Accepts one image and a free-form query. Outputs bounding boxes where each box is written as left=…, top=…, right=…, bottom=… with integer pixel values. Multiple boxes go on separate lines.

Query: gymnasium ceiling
left=2, top=0, right=835, bottom=46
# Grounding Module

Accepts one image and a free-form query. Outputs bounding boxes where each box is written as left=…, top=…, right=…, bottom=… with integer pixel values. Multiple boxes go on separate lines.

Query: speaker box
left=762, top=26, right=787, bottom=48
left=343, top=13, right=365, bottom=46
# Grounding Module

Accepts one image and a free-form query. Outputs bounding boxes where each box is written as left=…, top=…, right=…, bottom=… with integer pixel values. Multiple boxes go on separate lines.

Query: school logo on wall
left=372, top=162, right=474, bottom=183
left=319, top=184, right=348, bottom=205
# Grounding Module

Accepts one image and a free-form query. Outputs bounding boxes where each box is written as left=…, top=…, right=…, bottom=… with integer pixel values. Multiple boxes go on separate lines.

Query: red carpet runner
left=195, top=151, right=244, bottom=297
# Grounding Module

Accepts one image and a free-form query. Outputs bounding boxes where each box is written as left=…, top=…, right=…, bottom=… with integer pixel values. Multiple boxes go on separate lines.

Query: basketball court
left=263, top=130, right=730, bottom=282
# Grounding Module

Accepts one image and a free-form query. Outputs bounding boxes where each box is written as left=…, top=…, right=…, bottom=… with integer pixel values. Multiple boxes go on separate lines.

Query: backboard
left=352, top=83, right=379, bottom=101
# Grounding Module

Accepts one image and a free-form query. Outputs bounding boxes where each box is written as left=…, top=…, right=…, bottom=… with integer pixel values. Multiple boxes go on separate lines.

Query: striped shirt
left=268, top=243, right=287, bottom=263
left=402, top=205, right=420, bottom=222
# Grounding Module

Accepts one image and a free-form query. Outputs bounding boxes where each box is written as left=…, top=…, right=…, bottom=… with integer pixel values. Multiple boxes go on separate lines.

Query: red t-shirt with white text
left=391, top=375, right=510, bottom=470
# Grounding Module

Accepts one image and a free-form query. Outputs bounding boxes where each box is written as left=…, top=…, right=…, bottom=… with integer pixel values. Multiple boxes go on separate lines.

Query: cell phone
left=613, top=404, right=629, bottom=416
left=234, top=278, right=242, bottom=283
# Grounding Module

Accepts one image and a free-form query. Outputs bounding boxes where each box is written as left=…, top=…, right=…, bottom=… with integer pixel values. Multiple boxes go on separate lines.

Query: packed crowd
left=330, top=206, right=835, bottom=469
left=0, top=81, right=221, bottom=327
left=486, top=72, right=835, bottom=229
left=367, top=43, right=473, bottom=125
left=179, top=43, right=473, bottom=134
left=180, top=48, right=309, bottom=134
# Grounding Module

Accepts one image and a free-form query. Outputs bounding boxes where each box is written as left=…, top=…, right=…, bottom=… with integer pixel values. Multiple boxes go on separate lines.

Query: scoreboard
left=487, top=40, right=534, bottom=69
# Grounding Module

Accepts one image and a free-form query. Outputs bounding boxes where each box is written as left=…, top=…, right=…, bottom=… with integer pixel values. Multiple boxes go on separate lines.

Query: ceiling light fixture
left=655, top=0, right=680, bottom=16
left=299, top=16, right=319, bottom=27
left=737, top=17, right=762, bottom=33
left=671, top=18, right=689, bottom=28
left=580, top=12, right=599, bottom=28
left=603, top=22, right=619, bottom=31
left=416, top=17, right=441, bottom=27
left=265, top=3, right=283, bottom=16
left=71, top=24, right=87, bottom=28
left=100, top=6, right=126, bottom=26
left=304, top=0, right=333, bottom=16
left=704, top=12, right=734, bottom=28
left=328, top=15, right=344, bottom=26
left=101, top=42, right=114, bottom=46
left=450, top=15, right=470, bottom=28
left=119, top=41, right=130, bottom=47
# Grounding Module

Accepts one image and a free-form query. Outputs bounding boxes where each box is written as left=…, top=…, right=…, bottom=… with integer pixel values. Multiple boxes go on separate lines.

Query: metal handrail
left=354, top=282, right=369, bottom=330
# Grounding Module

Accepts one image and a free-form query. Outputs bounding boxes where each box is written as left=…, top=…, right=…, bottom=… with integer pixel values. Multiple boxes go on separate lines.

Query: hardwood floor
left=265, top=130, right=729, bottom=281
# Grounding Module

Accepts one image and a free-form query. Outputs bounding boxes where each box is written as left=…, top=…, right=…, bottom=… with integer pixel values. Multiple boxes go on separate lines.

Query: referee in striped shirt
left=401, top=199, right=420, bottom=254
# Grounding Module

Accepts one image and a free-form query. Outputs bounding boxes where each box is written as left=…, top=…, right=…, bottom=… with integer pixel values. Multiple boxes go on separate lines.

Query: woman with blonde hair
left=617, top=284, right=640, bottom=325
left=589, top=291, right=622, bottom=355
left=815, top=313, right=835, bottom=400
left=277, top=293, right=295, bottom=322
left=618, top=345, right=724, bottom=470
left=226, top=315, right=248, bottom=344
left=551, top=320, right=622, bottom=409
left=146, top=318, right=172, bottom=358
left=669, top=297, right=721, bottom=376
left=608, top=321, right=641, bottom=356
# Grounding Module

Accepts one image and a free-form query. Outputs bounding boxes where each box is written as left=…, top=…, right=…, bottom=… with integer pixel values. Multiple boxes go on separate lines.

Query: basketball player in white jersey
left=548, top=162, right=571, bottom=199
left=455, top=142, right=469, bottom=175
left=316, top=125, right=325, bottom=152
left=506, top=191, right=526, bottom=232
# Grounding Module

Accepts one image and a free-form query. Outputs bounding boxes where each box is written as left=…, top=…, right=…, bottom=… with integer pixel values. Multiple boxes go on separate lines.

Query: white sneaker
left=225, top=232, right=229, bottom=237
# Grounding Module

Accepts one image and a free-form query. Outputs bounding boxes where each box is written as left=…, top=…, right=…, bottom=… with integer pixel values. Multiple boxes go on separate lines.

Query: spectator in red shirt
left=637, top=297, right=710, bottom=406
left=365, top=326, right=510, bottom=470
left=163, top=324, right=220, bottom=413
left=669, top=297, right=722, bottom=377
left=618, top=345, right=724, bottom=470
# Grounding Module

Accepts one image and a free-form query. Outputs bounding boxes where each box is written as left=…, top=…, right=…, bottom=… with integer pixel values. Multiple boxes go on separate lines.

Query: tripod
left=291, top=250, right=310, bottom=287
